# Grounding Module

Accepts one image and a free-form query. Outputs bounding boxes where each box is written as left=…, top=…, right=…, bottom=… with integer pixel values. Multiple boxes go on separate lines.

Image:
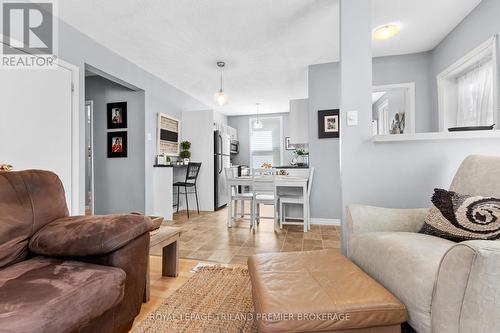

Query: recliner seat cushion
left=349, top=232, right=455, bottom=333
left=0, top=257, right=125, bottom=333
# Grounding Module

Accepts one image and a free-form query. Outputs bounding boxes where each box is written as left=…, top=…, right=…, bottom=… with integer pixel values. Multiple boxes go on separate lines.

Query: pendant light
left=214, top=61, right=229, bottom=106
left=254, top=103, right=263, bottom=129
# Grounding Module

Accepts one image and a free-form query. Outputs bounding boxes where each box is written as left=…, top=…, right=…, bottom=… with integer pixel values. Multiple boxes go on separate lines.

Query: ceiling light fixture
left=373, top=24, right=400, bottom=41
left=214, top=61, right=228, bottom=106
left=254, top=103, right=263, bottom=129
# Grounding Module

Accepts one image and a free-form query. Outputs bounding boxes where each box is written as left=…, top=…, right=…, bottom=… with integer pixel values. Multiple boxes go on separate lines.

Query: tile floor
left=152, top=205, right=341, bottom=265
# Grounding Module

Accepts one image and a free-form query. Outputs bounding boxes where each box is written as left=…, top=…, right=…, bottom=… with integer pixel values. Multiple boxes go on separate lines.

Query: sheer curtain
left=457, top=60, right=494, bottom=126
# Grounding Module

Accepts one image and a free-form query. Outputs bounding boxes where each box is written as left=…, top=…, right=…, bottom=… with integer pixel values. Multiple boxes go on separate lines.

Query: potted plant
left=180, top=141, right=191, bottom=164
left=294, top=148, right=309, bottom=166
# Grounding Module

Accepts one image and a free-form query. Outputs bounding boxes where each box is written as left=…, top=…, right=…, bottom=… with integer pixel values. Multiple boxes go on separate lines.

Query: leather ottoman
left=248, top=250, right=407, bottom=333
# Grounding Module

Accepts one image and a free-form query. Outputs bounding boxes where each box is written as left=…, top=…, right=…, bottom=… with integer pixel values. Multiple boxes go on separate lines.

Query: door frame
left=85, top=100, right=95, bottom=215
left=58, top=58, right=81, bottom=215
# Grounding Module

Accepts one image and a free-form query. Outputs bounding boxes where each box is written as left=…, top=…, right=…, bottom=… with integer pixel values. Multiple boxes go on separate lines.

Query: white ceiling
left=372, top=0, right=482, bottom=58
left=59, top=0, right=481, bottom=116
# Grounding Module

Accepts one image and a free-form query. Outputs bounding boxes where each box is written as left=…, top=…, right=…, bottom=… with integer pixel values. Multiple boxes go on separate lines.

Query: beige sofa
left=347, top=155, right=500, bottom=333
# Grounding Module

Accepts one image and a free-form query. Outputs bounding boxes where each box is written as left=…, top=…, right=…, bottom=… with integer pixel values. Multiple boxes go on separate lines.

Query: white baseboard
left=310, top=218, right=341, bottom=226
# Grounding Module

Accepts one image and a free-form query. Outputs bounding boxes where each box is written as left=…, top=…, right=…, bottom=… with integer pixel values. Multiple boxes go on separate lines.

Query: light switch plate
left=346, top=111, right=358, bottom=126
left=147, top=133, right=152, bottom=141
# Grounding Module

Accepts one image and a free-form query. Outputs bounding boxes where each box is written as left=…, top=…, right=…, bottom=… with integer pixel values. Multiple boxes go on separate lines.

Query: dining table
left=226, top=174, right=310, bottom=232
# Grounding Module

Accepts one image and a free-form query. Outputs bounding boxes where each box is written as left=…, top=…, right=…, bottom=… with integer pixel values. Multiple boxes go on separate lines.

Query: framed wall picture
left=107, top=102, right=127, bottom=129
left=318, top=109, right=340, bottom=138
left=157, top=113, right=180, bottom=156
left=285, top=137, right=296, bottom=150
left=107, top=131, right=128, bottom=158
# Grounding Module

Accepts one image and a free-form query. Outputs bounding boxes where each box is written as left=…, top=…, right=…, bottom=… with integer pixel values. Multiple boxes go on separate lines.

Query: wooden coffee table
left=143, top=226, right=181, bottom=302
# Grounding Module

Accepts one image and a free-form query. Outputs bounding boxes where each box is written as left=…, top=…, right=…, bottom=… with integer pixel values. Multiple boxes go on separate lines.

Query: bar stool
left=173, top=162, right=201, bottom=218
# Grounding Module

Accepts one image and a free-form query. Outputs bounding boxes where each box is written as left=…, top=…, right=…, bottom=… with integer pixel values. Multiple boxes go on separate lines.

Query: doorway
left=85, top=100, right=94, bottom=215
left=84, top=65, right=146, bottom=215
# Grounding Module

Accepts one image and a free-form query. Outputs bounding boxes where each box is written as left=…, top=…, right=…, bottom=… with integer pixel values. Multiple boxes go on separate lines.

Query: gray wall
left=181, top=110, right=215, bottom=211
left=57, top=18, right=209, bottom=214
left=307, top=53, right=432, bottom=220
left=430, top=0, right=500, bottom=127
left=338, top=0, right=500, bottom=253
left=227, top=113, right=295, bottom=167
left=85, top=76, right=145, bottom=214
left=308, top=63, right=342, bottom=221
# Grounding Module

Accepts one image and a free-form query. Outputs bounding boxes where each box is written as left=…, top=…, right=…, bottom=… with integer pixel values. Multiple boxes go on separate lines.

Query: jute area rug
left=132, top=265, right=257, bottom=333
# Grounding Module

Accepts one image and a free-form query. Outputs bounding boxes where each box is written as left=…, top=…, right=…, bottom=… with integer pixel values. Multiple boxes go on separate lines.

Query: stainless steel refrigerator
left=214, top=130, right=231, bottom=210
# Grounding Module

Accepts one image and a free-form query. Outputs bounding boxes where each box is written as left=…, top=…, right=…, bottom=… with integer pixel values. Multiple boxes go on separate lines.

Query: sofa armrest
left=29, top=214, right=152, bottom=257
left=346, top=204, right=428, bottom=236
left=432, top=240, right=500, bottom=333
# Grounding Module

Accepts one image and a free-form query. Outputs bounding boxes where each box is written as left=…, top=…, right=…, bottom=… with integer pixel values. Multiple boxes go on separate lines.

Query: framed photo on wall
left=318, top=109, right=340, bottom=139
left=107, top=131, right=128, bottom=158
left=157, top=113, right=180, bottom=156
left=107, top=102, right=127, bottom=129
left=285, top=137, right=296, bottom=150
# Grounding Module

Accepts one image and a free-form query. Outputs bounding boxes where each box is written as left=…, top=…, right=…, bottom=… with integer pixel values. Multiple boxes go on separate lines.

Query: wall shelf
left=372, top=130, right=500, bottom=143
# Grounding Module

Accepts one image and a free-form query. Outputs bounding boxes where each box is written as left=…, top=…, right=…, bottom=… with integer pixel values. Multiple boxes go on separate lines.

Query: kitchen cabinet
left=288, top=98, right=309, bottom=144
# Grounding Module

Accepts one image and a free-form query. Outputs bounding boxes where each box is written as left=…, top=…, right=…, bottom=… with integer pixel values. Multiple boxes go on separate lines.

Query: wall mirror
left=372, top=83, right=415, bottom=135
left=371, top=1, right=500, bottom=139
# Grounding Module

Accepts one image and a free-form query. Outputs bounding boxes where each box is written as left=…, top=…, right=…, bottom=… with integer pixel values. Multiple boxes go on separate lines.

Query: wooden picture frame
left=157, top=113, right=180, bottom=156
left=318, top=109, right=340, bottom=139
left=107, top=102, right=127, bottom=129
left=107, top=131, right=128, bottom=158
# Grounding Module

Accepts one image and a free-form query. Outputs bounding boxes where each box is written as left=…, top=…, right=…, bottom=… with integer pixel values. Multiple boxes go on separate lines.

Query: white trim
left=85, top=100, right=95, bottom=215
left=310, top=218, right=341, bottom=226
left=372, top=82, right=416, bottom=134
left=373, top=130, right=500, bottom=142
left=55, top=58, right=80, bottom=215
left=437, top=36, right=498, bottom=131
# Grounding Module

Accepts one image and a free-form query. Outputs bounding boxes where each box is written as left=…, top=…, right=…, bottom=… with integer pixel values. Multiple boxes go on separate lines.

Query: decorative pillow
left=419, top=188, right=500, bottom=242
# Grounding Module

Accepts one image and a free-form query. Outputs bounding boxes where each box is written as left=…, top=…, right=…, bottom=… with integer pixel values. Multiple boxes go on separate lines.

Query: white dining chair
left=279, top=168, right=314, bottom=230
left=224, top=168, right=254, bottom=225
left=250, top=168, right=278, bottom=229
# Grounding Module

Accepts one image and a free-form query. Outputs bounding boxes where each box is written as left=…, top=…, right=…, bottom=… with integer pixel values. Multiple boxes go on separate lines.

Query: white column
left=339, top=0, right=373, bottom=255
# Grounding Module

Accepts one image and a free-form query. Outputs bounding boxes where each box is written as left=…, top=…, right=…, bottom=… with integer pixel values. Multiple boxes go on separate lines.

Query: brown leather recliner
left=0, top=170, right=152, bottom=333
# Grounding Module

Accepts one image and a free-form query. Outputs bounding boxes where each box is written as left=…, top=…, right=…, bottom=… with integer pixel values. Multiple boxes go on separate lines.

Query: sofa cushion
left=248, top=250, right=407, bottom=333
left=349, top=232, right=455, bottom=333
left=29, top=214, right=152, bottom=257
left=0, top=170, right=68, bottom=269
left=419, top=188, right=500, bottom=242
left=0, top=256, right=125, bottom=333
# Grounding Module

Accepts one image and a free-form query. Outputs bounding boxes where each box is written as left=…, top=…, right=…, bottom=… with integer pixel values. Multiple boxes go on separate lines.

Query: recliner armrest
left=346, top=204, right=428, bottom=235
left=432, top=240, right=500, bottom=333
left=29, top=214, right=153, bottom=257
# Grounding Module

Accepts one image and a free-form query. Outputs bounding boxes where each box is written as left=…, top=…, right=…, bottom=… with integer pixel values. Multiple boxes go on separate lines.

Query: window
left=438, top=36, right=498, bottom=131
left=457, top=60, right=494, bottom=126
left=249, top=117, right=282, bottom=169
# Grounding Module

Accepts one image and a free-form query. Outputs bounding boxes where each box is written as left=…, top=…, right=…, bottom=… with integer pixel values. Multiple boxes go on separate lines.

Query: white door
left=0, top=65, right=76, bottom=212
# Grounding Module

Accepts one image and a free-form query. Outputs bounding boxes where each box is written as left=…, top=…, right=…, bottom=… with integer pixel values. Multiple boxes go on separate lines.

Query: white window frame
left=437, top=36, right=499, bottom=131
left=248, top=116, right=283, bottom=168
left=372, top=82, right=416, bottom=135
